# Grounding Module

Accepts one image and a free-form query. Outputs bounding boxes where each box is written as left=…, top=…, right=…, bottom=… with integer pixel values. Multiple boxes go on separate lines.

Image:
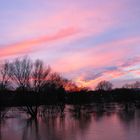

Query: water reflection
left=0, top=104, right=140, bottom=140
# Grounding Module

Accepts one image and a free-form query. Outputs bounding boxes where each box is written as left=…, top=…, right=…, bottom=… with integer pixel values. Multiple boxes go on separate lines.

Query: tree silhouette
left=95, top=80, right=113, bottom=91
left=10, top=56, right=32, bottom=92
left=132, top=81, right=140, bottom=88
left=32, top=59, right=51, bottom=93
left=41, top=72, right=66, bottom=102
left=0, top=61, right=11, bottom=91
left=122, top=83, right=132, bottom=89
left=47, top=72, right=67, bottom=89
left=8, top=57, right=41, bottom=118
left=122, top=81, right=140, bottom=89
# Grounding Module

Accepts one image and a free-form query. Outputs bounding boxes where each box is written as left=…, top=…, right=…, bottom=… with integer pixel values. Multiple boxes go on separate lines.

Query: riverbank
left=0, top=88, right=140, bottom=107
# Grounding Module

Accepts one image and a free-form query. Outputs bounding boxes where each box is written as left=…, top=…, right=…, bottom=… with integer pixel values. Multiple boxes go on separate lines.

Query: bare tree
left=63, top=80, right=80, bottom=92
left=47, top=72, right=69, bottom=90
left=32, top=59, right=51, bottom=93
left=9, top=57, right=39, bottom=118
left=123, top=81, right=140, bottom=89
left=0, top=61, right=11, bottom=90
left=122, top=83, right=132, bottom=89
left=95, top=80, right=113, bottom=91
left=132, top=81, right=140, bottom=89
left=10, top=57, right=32, bottom=91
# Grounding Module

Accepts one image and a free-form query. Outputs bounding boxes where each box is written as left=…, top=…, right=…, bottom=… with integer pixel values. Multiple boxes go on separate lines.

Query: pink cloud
left=127, top=69, right=140, bottom=76
left=0, top=1, right=130, bottom=60
left=0, top=27, right=79, bottom=58
left=51, top=35, right=140, bottom=88
left=5, top=1, right=123, bottom=47
left=52, top=36, right=140, bottom=73
left=74, top=67, right=128, bottom=89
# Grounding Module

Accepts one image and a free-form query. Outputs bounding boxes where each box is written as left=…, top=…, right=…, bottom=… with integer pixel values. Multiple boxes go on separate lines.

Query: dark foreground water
left=0, top=103, right=140, bottom=140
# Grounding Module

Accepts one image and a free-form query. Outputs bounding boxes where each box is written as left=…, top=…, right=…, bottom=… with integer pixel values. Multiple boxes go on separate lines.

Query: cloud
left=0, top=27, right=79, bottom=57
left=73, top=68, right=127, bottom=89
left=119, top=56, right=140, bottom=68
left=52, top=35, right=140, bottom=73
left=1, top=0, right=125, bottom=47
left=51, top=35, right=140, bottom=89
left=1, top=0, right=137, bottom=59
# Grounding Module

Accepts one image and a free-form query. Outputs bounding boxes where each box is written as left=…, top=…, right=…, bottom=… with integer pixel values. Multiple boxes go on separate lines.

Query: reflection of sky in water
left=0, top=104, right=140, bottom=140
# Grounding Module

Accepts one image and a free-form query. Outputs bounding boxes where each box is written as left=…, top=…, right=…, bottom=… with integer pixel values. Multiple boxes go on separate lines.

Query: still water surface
left=0, top=104, right=140, bottom=140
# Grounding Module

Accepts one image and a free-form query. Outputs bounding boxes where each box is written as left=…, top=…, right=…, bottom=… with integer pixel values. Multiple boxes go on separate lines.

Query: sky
left=0, top=0, right=140, bottom=89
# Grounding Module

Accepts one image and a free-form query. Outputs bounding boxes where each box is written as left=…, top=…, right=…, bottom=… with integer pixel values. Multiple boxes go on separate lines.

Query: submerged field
left=0, top=103, right=140, bottom=140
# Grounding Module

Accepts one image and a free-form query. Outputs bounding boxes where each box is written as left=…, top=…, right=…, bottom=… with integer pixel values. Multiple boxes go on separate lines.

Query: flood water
left=0, top=103, right=140, bottom=140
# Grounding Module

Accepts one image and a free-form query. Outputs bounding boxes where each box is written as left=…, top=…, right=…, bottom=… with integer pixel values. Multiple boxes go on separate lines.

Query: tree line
left=0, top=56, right=139, bottom=92
left=0, top=56, right=70, bottom=92
left=0, top=56, right=73, bottom=117
left=0, top=56, right=140, bottom=118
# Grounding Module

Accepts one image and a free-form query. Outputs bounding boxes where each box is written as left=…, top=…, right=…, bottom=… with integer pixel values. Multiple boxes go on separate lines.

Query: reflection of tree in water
left=39, top=104, right=65, bottom=118
left=93, top=103, right=105, bottom=121
left=22, top=118, right=40, bottom=140
left=0, top=115, right=1, bottom=140
left=22, top=105, right=65, bottom=140
left=118, top=109, right=135, bottom=123
left=21, top=105, right=92, bottom=140
left=22, top=115, right=65, bottom=140
left=42, top=110, right=92, bottom=140
left=134, top=109, right=140, bottom=129
left=69, top=105, right=92, bottom=131
left=117, top=103, right=136, bottom=129
left=69, top=105, right=82, bottom=119
left=89, top=103, right=116, bottom=121
left=2, top=104, right=140, bottom=140
left=0, top=107, right=10, bottom=140
left=42, top=114, right=65, bottom=140
left=0, top=107, right=10, bottom=119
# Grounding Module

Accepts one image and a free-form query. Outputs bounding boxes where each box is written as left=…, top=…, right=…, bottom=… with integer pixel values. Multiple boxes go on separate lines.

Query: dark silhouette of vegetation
left=122, top=81, right=140, bottom=89
left=0, top=56, right=140, bottom=118
left=0, top=61, right=12, bottom=91
left=95, top=80, right=113, bottom=91
left=10, top=57, right=32, bottom=92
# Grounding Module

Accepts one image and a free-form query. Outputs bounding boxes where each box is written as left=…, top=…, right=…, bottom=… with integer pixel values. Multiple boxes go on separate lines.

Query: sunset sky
left=0, top=0, right=140, bottom=89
